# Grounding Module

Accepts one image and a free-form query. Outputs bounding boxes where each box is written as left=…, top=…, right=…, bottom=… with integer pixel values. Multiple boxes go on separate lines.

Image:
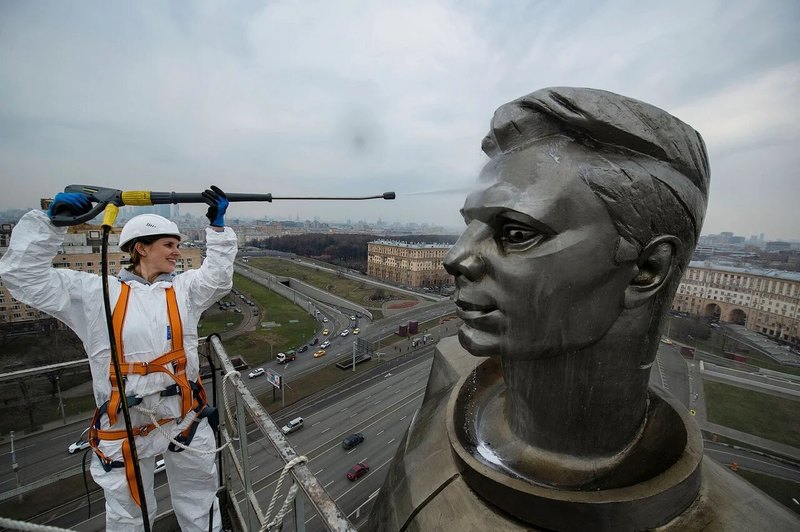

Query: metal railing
left=205, top=334, right=356, bottom=532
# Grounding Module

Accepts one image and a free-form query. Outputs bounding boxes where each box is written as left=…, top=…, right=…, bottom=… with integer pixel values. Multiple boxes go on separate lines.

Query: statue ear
left=624, top=235, right=681, bottom=309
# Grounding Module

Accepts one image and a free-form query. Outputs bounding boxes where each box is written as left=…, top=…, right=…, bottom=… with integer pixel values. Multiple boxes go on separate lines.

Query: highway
left=705, top=442, right=800, bottom=483
left=243, top=298, right=454, bottom=398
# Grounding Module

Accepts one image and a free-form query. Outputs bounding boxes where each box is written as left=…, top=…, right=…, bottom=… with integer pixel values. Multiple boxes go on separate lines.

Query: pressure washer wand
left=50, top=185, right=395, bottom=226
left=143, top=191, right=396, bottom=203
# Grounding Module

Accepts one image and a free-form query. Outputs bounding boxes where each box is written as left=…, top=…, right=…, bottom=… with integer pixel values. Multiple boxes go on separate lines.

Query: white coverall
left=0, top=210, right=238, bottom=531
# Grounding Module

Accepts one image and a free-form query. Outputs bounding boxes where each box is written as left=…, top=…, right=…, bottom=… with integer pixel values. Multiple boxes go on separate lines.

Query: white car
left=323, top=317, right=329, bottom=323
left=248, top=368, right=265, bottom=378
left=321, top=340, right=331, bottom=349
left=68, top=428, right=91, bottom=454
left=341, top=329, right=350, bottom=337
left=350, top=315, right=357, bottom=321
left=281, top=417, right=304, bottom=435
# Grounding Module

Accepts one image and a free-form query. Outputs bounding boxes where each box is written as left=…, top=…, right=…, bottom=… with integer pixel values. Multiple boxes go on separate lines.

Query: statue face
left=444, top=138, right=636, bottom=359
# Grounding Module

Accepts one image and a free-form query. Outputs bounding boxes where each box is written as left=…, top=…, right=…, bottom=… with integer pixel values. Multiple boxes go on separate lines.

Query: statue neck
left=501, top=311, right=654, bottom=460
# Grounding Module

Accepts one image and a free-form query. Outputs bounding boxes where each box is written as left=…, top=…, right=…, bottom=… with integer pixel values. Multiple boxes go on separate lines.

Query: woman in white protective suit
left=0, top=186, right=236, bottom=531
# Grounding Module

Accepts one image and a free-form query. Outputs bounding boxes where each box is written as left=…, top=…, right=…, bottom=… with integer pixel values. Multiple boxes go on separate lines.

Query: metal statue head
left=444, top=87, right=710, bottom=361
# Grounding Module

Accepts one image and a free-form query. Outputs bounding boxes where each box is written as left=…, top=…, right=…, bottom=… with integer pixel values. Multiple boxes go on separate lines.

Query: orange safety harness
left=89, top=282, right=216, bottom=507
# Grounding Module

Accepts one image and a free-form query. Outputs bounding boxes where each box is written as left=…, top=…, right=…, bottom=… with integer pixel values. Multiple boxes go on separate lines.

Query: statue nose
left=444, top=254, right=486, bottom=281
left=444, top=229, right=487, bottom=282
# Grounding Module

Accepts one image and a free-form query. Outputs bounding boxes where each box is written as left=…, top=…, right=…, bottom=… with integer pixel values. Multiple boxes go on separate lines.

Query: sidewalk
left=702, top=421, right=800, bottom=464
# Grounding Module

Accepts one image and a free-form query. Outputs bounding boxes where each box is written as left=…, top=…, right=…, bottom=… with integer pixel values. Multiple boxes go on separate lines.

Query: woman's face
left=443, top=138, right=637, bottom=359
left=138, top=237, right=181, bottom=275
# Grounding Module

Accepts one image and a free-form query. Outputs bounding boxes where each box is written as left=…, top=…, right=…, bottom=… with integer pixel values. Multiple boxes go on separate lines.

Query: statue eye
left=500, top=224, right=545, bottom=250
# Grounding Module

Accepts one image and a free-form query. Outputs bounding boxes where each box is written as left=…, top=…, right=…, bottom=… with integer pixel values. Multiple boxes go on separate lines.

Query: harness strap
left=108, top=284, right=191, bottom=425
left=108, top=282, right=131, bottom=426
left=164, top=288, right=192, bottom=417
left=88, top=413, right=174, bottom=507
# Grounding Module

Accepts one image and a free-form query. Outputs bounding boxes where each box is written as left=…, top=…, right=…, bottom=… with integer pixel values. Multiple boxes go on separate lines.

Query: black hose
left=101, top=225, right=151, bottom=531
left=202, top=335, right=223, bottom=488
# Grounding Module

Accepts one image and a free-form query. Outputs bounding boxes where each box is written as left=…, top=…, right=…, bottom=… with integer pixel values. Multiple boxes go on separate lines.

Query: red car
left=346, top=462, right=369, bottom=481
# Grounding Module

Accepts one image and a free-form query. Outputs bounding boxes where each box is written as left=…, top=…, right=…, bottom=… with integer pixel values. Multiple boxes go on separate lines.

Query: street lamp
left=56, top=375, right=66, bottom=424
left=10, top=430, right=21, bottom=502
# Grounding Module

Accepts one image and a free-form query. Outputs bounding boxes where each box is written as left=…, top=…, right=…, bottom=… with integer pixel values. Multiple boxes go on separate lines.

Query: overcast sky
left=1, top=1, right=798, bottom=239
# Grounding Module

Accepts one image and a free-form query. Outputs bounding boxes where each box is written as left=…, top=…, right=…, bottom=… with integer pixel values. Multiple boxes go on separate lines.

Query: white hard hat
left=119, top=214, right=183, bottom=252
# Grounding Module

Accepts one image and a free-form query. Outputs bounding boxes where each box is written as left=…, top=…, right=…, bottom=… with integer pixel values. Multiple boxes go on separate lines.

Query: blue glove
left=202, top=185, right=228, bottom=227
left=47, top=192, right=93, bottom=220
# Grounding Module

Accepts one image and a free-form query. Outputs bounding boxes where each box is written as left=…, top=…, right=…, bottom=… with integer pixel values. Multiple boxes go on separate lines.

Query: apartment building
left=367, top=240, right=452, bottom=288
left=672, top=261, right=800, bottom=344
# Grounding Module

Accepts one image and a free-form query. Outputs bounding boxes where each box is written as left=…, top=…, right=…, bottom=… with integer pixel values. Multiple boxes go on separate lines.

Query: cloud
left=0, top=0, right=798, bottom=237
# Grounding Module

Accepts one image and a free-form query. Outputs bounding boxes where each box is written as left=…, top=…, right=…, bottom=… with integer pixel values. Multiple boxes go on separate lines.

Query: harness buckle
left=138, top=425, right=153, bottom=436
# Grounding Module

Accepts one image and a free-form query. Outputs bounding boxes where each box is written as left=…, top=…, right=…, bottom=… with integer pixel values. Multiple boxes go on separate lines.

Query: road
left=705, top=441, right=800, bottom=483
left=243, top=299, right=454, bottom=398
left=652, top=340, right=800, bottom=482
left=650, top=342, right=691, bottom=408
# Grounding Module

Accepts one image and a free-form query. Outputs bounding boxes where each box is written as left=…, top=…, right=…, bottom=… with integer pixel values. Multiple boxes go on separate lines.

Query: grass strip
left=703, top=380, right=800, bottom=448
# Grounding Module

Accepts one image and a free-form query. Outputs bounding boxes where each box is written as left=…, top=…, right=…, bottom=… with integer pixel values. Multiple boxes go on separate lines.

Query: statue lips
left=454, top=297, right=500, bottom=328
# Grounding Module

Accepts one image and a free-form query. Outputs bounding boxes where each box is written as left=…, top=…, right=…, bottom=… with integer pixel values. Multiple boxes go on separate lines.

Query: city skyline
left=1, top=1, right=798, bottom=238
left=1, top=204, right=798, bottom=243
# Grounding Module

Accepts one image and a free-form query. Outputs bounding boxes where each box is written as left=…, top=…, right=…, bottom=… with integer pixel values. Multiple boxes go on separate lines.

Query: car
left=154, top=457, right=166, bottom=474
left=341, top=329, right=350, bottom=337
left=299, top=345, right=309, bottom=353
left=310, top=338, right=319, bottom=346
left=346, top=462, right=369, bottom=481
left=248, top=368, right=265, bottom=378
left=314, top=349, right=326, bottom=358
left=281, top=417, right=304, bottom=435
left=276, top=352, right=295, bottom=364
left=322, top=328, right=330, bottom=336
left=660, top=337, right=673, bottom=345
left=323, top=317, right=329, bottom=323
left=68, top=428, right=91, bottom=454
left=350, top=315, right=357, bottom=321
left=353, top=328, right=360, bottom=335
left=342, top=433, right=365, bottom=450
left=321, top=340, right=331, bottom=349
